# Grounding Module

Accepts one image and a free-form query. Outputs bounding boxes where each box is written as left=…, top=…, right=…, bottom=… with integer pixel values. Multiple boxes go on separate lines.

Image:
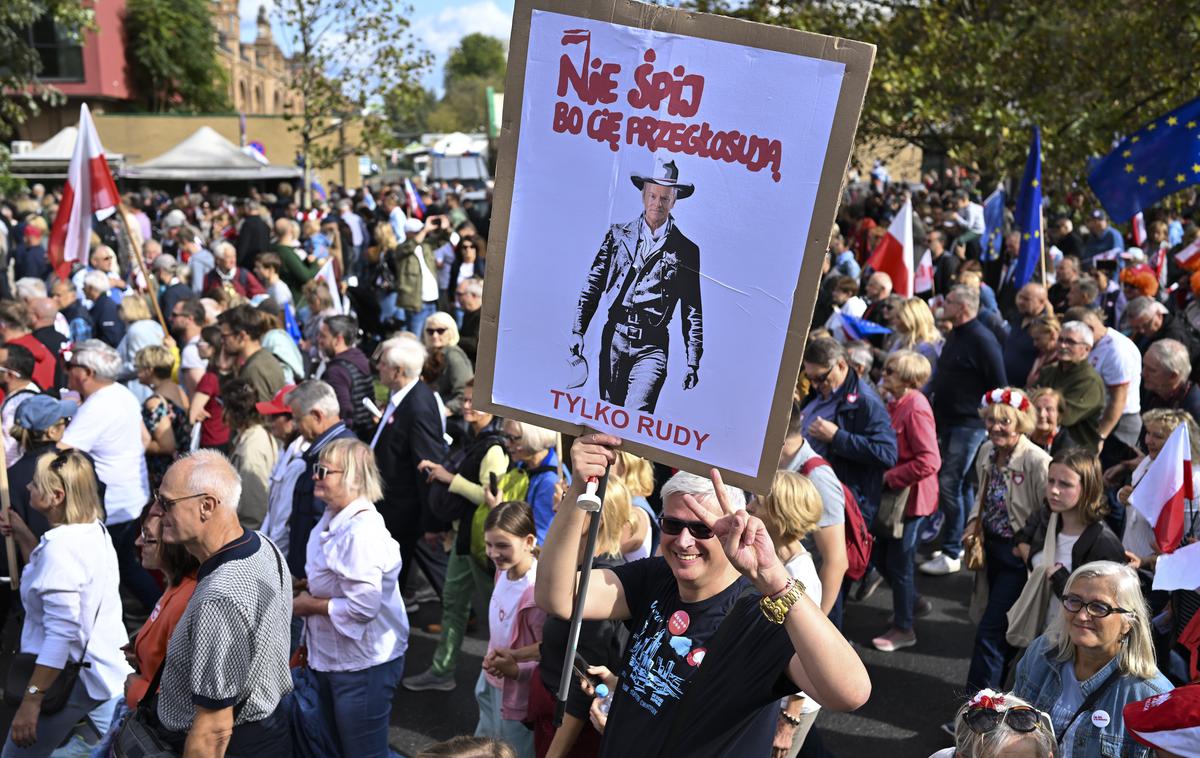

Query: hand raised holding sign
left=680, top=468, right=788, bottom=596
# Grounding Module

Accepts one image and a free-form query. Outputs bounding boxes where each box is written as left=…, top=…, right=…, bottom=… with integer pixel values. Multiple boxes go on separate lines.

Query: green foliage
left=0, top=0, right=93, bottom=140
left=125, top=0, right=230, bottom=112
left=383, top=85, right=437, bottom=138
left=275, top=0, right=431, bottom=180
left=444, top=33, right=507, bottom=90
left=695, top=0, right=1200, bottom=194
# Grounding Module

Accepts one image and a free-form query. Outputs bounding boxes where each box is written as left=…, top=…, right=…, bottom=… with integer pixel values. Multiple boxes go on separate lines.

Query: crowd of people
left=0, top=167, right=1195, bottom=758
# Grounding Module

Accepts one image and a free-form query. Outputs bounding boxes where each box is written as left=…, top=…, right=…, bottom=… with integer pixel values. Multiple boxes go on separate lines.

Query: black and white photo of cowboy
left=569, top=159, right=704, bottom=414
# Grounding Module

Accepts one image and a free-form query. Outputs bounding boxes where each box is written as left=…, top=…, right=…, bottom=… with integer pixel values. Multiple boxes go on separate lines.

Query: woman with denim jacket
left=1013, top=561, right=1172, bottom=758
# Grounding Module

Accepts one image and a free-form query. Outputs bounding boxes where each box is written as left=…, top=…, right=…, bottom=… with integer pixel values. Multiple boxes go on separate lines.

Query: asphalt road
left=388, top=553, right=978, bottom=758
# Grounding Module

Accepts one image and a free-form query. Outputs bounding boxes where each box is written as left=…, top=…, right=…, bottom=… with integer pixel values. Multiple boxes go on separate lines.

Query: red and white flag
left=1132, top=211, right=1146, bottom=247
left=1175, top=237, right=1200, bottom=269
left=914, top=249, right=934, bottom=294
left=47, top=103, right=120, bottom=281
left=1129, top=422, right=1192, bottom=554
left=316, top=259, right=344, bottom=315
left=866, top=198, right=914, bottom=296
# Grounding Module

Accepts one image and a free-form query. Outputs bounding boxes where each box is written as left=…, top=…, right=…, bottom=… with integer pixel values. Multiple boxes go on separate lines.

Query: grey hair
left=286, top=380, right=340, bottom=418
left=660, top=470, right=746, bottom=512
left=948, top=284, right=980, bottom=314
left=82, top=270, right=110, bottom=294
left=1046, top=561, right=1159, bottom=680
left=845, top=342, right=873, bottom=372
left=953, top=691, right=1055, bottom=757
left=504, top=420, right=557, bottom=454
left=1060, top=320, right=1094, bottom=347
left=803, top=337, right=847, bottom=369
left=14, top=277, right=47, bottom=300
left=377, top=336, right=426, bottom=380
left=1126, top=295, right=1168, bottom=321
left=214, top=241, right=236, bottom=259
left=1147, top=338, right=1192, bottom=379
left=71, top=339, right=122, bottom=380
left=179, top=449, right=242, bottom=513
left=461, top=277, right=484, bottom=297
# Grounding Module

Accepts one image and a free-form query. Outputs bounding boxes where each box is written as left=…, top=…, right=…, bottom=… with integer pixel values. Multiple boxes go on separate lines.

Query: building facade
left=211, top=1, right=298, bottom=117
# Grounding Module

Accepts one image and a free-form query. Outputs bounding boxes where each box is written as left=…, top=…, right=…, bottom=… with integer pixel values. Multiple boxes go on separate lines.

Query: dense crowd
left=0, top=168, right=1195, bottom=758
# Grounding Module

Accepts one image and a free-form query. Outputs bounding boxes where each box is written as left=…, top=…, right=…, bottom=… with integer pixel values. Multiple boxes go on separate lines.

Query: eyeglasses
left=963, top=705, right=1051, bottom=736
left=501, top=433, right=522, bottom=443
left=658, top=516, right=715, bottom=540
left=1058, top=337, right=1088, bottom=348
left=426, top=327, right=447, bottom=336
left=805, top=365, right=835, bottom=386
left=153, top=491, right=209, bottom=512
left=1062, top=594, right=1132, bottom=618
left=314, top=464, right=343, bottom=480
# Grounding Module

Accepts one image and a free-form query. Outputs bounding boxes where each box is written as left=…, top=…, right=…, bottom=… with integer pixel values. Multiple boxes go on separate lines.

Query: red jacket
left=883, top=390, right=941, bottom=517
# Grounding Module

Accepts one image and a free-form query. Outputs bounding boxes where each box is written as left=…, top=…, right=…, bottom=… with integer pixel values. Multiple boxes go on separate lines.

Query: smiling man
left=537, top=434, right=870, bottom=757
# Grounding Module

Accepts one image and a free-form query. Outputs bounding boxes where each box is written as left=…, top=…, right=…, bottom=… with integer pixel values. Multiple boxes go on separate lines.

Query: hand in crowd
left=418, top=460, right=454, bottom=485
left=1012, top=542, right=1031, bottom=563
left=483, top=648, right=519, bottom=679
left=484, top=482, right=503, bottom=510
left=552, top=478, right=566, bottom=510
left=0, top=509, right=35, bottom=559
left=772, top=712, right=799, bottom=758
left=682, top=469, right=785, bottom=595
left=579, top=664, right=617, bottom=696
left=569, top=433, right=621, bottom=492
left=292, top=590, right=327, bottom=617
left=805, top=416, right=838, bottom=444
left=10, top=698, right=39, bottom=748
left=162, top=334, right=177, bottom=352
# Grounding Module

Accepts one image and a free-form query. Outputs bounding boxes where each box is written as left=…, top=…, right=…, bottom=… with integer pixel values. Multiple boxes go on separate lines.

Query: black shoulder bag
left=4, top=525, right=108, bottom=714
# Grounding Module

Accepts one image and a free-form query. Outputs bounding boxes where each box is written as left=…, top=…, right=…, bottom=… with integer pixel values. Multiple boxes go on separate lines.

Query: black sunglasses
left=658, top=516, right=714, bottom=540
left=806, top=365, right=834, bottom=386
left=1062, top=594, right=1132, bottom=618
left=314, top=464, right=342, bottom=481
left=153, top=491, right=209, bottom=512
left=963, top=705, right=1050, bottom=736
left=426, top=327, right=448, bottom=336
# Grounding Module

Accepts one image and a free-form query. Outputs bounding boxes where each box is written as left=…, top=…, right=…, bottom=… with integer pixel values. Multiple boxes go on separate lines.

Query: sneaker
left=919, top=553, right=961, bottom=576
left=403, top=668, right=456, bottom=692
left=940, top=720, right=956, bottom=738
left=871, top=627, right=916, bottom=652
left=919, top=512, right=945, bottom=544
left=854, top=568, right=885, bottom=601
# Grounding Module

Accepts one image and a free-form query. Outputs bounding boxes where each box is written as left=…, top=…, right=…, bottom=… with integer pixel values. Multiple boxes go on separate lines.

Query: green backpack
left=470, top=464, right=556, bottom=567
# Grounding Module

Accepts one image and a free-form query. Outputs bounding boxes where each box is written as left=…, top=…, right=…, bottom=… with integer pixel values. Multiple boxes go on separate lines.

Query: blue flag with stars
left=1088, top=96, right=1200, bottom=223
left=981, top=183, right=1006, bottom=262
left=1012, top=127, right=1043, bottom=289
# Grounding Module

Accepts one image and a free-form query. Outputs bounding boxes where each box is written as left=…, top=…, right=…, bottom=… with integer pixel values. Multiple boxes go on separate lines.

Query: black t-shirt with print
left=598, top=557, right=797, bottom=758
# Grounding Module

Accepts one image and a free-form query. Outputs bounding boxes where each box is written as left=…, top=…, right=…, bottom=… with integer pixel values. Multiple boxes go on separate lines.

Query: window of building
left=19, top=14, right=84, bottom=81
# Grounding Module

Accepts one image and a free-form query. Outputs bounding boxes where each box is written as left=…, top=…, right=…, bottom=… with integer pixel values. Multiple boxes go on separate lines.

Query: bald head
left=1016, top=283, right=1048, bottom=318
left=866, top=271, right=893, bottom=302
left=28, top=298, right=58, bottom=329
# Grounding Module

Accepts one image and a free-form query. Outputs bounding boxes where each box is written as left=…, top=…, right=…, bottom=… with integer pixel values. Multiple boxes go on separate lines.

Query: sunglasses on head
left=314, top=464, right=342, bottom=481
left=658, top=516, right=714, bottom=540
left=963, top=705, right=1050, bottom=736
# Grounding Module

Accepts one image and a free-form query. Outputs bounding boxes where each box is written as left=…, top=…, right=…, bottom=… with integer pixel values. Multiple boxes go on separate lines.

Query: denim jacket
left=1013, top=635, right=1172, bottom=758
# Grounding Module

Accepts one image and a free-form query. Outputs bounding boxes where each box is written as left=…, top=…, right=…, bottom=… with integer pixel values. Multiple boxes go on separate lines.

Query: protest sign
left=475, top=0, right=875, bottom=492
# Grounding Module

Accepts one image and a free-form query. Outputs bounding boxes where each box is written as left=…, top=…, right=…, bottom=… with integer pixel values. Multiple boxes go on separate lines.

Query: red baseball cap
left=1123, top=684, right=1200, bottom=754
left=256, top=384, right=296, bottom=416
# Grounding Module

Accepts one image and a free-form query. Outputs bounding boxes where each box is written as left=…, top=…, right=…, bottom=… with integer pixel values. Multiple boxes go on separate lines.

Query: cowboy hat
left=630, top=159, right=694, bottom=199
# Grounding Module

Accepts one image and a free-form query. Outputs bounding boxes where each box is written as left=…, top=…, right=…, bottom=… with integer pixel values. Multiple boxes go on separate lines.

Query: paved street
left=389, top=555, right=977, bottom=758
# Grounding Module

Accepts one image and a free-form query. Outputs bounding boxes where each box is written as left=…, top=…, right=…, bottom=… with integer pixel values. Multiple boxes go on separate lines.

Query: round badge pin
left=1091, top=710, right=1111, bottom=729
left=668, top=610, right=690, bottom=636
left=686, top=648, right=706, bottom=667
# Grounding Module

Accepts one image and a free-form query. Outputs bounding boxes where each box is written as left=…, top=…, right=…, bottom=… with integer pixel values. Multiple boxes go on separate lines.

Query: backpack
left=470, top=463, right=557, bottom=568
left=799, top=456, right=874, bottom=582
left=427, top=431, right=504, bottom=524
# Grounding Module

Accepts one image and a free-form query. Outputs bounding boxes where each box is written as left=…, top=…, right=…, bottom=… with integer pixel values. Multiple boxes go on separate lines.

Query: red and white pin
left=686, top=648, right=707, bottom=667
left=668, top=610, right=690, bottom=636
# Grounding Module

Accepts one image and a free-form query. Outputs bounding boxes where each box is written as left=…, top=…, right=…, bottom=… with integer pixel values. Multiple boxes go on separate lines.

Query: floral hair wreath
left=968, top=688, right=1007, bottom=711
left=980, top=388, right=1030, bottom=413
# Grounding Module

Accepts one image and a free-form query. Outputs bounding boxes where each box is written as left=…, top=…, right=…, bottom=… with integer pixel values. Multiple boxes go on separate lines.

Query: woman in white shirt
left=291, top=438, right=408, bottom=758
left=0, top=450, right=131, bottom=756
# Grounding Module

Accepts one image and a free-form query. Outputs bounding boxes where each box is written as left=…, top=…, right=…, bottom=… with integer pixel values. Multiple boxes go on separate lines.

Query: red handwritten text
left=627, top=49, right=704, bottom=118
left=550, top=389, right=711, bottom=452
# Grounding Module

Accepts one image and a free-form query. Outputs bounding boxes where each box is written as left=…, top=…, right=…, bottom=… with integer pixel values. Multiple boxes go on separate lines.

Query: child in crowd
left=475, top=501, right=544, bottom=758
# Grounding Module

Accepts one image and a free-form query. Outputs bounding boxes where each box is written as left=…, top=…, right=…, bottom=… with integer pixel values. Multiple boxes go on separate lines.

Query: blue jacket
left=89, top=293, right=126, bottom=348
left=526, top=447, right=570, bottom=545
left=804, top=368, right=897, bottom=517
left=1013, top=634, right=1172, bottom=758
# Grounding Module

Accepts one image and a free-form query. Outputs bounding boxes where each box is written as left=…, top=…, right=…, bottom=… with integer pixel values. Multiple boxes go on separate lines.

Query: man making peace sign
left=536, top=434, right=871, bottom=757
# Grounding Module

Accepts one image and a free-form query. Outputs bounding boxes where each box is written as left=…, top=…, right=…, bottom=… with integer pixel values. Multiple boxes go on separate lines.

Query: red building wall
left=55, top=0, right=132, bottom=102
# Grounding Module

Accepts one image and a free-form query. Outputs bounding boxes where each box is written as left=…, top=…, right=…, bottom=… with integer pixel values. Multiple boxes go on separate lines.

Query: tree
left=444, top=33, right=507, bottom=90
left=0, top=0, right=93, bottom=141
left=695, top=0, right=1200, bottom=197
left=427, top=75, right=493, bottom=133
left=124, top=0, right=230, bottom=112
left=274, top=0, right=430, bottom=203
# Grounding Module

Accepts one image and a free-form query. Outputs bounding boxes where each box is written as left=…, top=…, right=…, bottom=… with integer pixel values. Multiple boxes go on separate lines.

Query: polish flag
left=403, top=177, right=425, bottom=220
left=315, top=258, right=344, bottom=315
left=914, top=249, right=935, bottom=294
left=866, top=198, right=914, bottom=296
left=47, top=104, right=120, bottom=282
left=1129, top=422, right=1192, bottom=554
left=1175, top=237, right=1200, bottom=269
left=1132, top=211, right=1146, bottom=247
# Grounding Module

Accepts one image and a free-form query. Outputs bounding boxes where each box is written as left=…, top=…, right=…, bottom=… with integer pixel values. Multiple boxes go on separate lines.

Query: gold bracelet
left=759, top=578, right=806, bottom=624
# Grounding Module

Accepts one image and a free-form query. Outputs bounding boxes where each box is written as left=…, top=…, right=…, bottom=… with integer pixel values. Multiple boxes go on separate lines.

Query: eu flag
left=1012, top=127, right=1043, bottom=289
left=982, top=184, right=1006, bottom=262
left=1088, top=95, right=1200, bottom=223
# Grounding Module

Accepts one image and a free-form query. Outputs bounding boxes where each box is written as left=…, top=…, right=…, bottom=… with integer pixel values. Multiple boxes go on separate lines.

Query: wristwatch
left=759, top=579, right=806, bottom=624
left=25, top=685, right=42, bottom=697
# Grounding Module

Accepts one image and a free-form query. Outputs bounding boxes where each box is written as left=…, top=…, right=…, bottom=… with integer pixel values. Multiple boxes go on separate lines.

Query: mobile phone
left=489, top=472, right=499, bottom=497
left=572, top=652, right=595, bottom=685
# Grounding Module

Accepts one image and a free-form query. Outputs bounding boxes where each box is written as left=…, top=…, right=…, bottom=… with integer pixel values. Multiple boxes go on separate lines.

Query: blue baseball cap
left=13, top=395, right=78, bottom=432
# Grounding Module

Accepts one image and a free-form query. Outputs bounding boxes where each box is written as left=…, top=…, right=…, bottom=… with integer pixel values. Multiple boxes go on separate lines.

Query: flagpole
left=1039, top=207, right=1047, bottom=285
left=116, top=204, right=169, bottom=334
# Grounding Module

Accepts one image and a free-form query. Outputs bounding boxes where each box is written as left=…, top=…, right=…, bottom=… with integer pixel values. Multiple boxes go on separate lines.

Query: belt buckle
left=626, top=324, right=643, bottom=340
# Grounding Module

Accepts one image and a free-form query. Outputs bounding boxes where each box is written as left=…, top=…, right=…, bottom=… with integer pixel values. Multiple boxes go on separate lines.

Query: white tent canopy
left=10, top=126, right=124, bottom=179
left=121, top=126, right=301, bottom=181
